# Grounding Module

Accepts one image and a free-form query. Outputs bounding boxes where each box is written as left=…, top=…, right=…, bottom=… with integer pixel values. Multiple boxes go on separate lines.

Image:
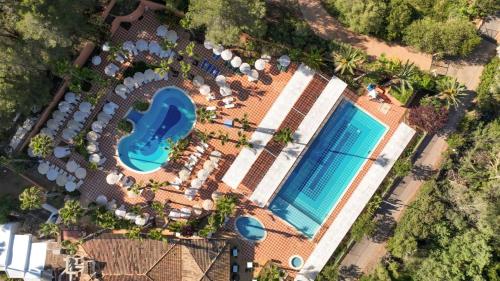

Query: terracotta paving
left=41, top=11, right=408, bottom=279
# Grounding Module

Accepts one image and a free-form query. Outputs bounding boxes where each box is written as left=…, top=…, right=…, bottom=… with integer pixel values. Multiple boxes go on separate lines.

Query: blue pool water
left=291, top=256, right=303, bottom=268
left=235, top=216, right=266, bottom=241
left=269, top=100, right=386, bottom=238
left=118, top=87, right=196, bottom=173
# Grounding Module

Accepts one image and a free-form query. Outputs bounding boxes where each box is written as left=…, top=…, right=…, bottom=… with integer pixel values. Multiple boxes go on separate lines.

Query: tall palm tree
left=154, top=57, right=173, bottom=77
left=59, top=200, right=84, bottom=225
left=217, top=130, right=230, bottom=146
left=215, top=195, right=238, bottom=217
left=147, top=179, right=168, bottom=193
left=195, top=129, right=215, bottom=143
left=234, top=113, right=250, bottom=131
left=161, top=38, right=177, bottom=51
left=19, top=186, right=44, bottom=210
left=166, top=138, right=190, bottom=161
left=334, top=45, right=365, bottom=76
left=29, top=134, right=54, bottom=158
left=236, top=131, right=252, bottom=148
left=302, top=48, right=325, bottom=71
left=196, top=107, right=216, bottom=124
left=437, top=77, right=466, bottom=109
left=273, top=128, right=294, bottom=144
left=389, top=60, right=417, bottom=95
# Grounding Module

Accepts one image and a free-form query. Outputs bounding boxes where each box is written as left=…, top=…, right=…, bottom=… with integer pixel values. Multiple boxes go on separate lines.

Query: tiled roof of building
left=82, top=234, right=230, bottom=281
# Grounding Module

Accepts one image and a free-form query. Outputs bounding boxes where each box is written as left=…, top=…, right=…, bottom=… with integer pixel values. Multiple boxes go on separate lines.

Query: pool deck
left=34, top=10, right=413, bottom=280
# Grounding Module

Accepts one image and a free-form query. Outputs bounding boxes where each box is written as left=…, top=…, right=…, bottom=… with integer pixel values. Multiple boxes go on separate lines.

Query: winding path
left=296, top=0, right=433, bottom=70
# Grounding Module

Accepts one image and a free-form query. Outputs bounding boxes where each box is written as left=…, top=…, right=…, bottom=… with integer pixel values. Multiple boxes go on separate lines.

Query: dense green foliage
left=0, top=195, right=17, bottom=224
left=19, top=186, right=44, bottom=211
left=185, top=0, right=266, bottom=45
left=323, top=0, right=489, bottom=56
left=476, top=57, right=500, bottom=119
left=0, top=0, right=107, bottom=138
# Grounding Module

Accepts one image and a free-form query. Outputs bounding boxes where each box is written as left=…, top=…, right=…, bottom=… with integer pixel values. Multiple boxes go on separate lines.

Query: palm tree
left=39, top=222, right=59, bottom=238
left=59, top=200, right=84, bottom=225
left=437, top=77, right=466, bottom=109
left=29, top=134, right=54, bottom=158
left=217, top=130, right=230, bottom=146
left=106, top=44, right=123, bottom=61
left=166, top=138, right=190, bottom=161
left=19, top=186, right=44, bottom=210
left=195, top=129, right=215, bottom=143
left=273, top=128, right=294, bottom=144
left=161, top=38, right=177, bottom=51
left=258, top=263, right=285, bottom=281
left=125, top=226, right=142, bottom=240
left=154, top=57, right=173, bottom=77
left=388, top=60, right=417, bottom=95
left=61, top=240, right=81, bottom=255
left=196, top=107, right=216, bottom=124
left=234, top=113, right=250, bottom=131
left=151, top=201, right=164, bottom=216
left=179, top=61, right=191, bottom=79
left=236, top=131, right=253, bottom=148
left=147, top=228, right=165, bottom=241
left=147, top=179, right=168, bottom=193
left=302, top=48, right=325, bottom=71
left=215, top=195, right=238, bottom=217
left=180, top=41, right=196, bottom=58
left=334, top=45, right=365, bottom=76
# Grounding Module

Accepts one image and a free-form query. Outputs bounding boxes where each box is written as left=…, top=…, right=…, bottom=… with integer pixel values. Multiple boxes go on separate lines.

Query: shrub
left=123, top=61, right=151, bottom=78
left=408, top=105, right=448, bottom=134
left=476, top=57, right=500, bottom=119
left=133, top=100, right=150, bottom=112
left=117, top=119, right=133, bottom=133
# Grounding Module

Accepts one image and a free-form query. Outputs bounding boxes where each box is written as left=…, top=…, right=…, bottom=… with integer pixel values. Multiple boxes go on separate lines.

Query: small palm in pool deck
left=154, top=57, right=173, bottom=77
left=236, top=131, right=252, bottom=148
left=195, top=129, right=215, bottom=143
left=234, top=113, right=251, bottom=131
left=273, top=127, right=294, bottom=144
left=29, top=134, right=54, bottom=158
left=217, top=130, right=230, bottom=146
left=196, top=107, right=216, bottom=123
left=166, top=138, right=190, bottom=161
left=180, top=61, right=191, bottom=79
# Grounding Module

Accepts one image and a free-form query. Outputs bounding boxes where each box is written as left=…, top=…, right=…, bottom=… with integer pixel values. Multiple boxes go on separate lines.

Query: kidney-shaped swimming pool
left=118, top=87, right=196, bottom=173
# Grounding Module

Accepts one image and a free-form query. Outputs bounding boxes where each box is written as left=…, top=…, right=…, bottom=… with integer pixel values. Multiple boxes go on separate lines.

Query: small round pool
left=118, top=86, right=196, bottom=173
left=289, top=255, right=304, bottom=269
left=235, top=216, right=266, bottom=242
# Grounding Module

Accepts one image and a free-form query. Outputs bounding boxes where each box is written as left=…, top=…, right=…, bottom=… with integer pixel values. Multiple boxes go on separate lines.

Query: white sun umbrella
left=144, top=69, right=156, bottom=83
left=67, top=120, right=81, bottom=130
left=203, top=160, right=216, bottom=171
left=193, top=75, right=204, bottom=88
left=40, top=128, right=54, bottom=138
left=261, top=53, right=272, bottom=62
left=91, top=56, right=102, bottom=66
left=75, top=167, right=87, bottom=179
left=106, top=199, right=117, bottom=211
left=89, top=153, right=100, bottom=164
left=193, top=204, right=203, bottom=216
left=190, top=178, right=203, bottom=189
left=135, top=215, right=148, bottom=226
left=58, top=102, right=71, bottom=113
left=79, top=102, right=92, bottom=113
left=96, top=195, right=107, bottom=206
left=239, top=63, right=251, bottom=74
left=91, top=121, right=104, bottom=133
left=46, top=119, right=59, bottom=130
left=211, top=191, right=223, bottom=201
left=231, top=56, right=242, bottom=68
left=215, top=75, right=226, bottom=87
left=247, top=69, right=259, bottom=82
left=156, top=25, right=168, bottom=38
left=106, top=173, right=120, bottom=185
left=46, top=168, right=58, bottom=181
left=168, top=209, right=182, bottom=220
left=213, top=44, right=223, bottom=56
left=278, top=55, right=291, bottom=67
left=149, top=41, right=161, bottom=55
left=38, top=162, right=49, bottom=175
left=103, top=103, right=115, bottom=115
left=74, top=111, right=87, bottom=122
left=255, top=59, right=266, bottom=71
left=115, top=84, right=128, bottom=96
left=65, top=181, right=76, bottom=192
left=56, top=174, right=68, bottom=187
left=219, top=85, right=232, bottom=97
left=65, top=92, right=77, bottom=103
left=204, top=40, right=214, bottom=50
left=124, top=77, right=135, bottom=90
left=197, top=169, right=210, bottom=180
left=199, top=84, right=211, bottom=96
left=125, top=212, right=137, bottom=221
left=221, top=49, right=233, bottom=61
left=54, top=146, right=70, bottom=158
left=184, top=188, right=196, bottom=200
left=102, top=42, right=111, bottom=52
left=115, top=205, right=126, bottom=218
left=66, top=160, right=79, bottom=173
left=62, top=129, right=75, bottom=141
left=98, top=112, right=112, bottom=123
left=202, top=199, right=214, bottom=211
left=166, top=30, right=178, bottom=43
left=136, top=39, right=149, bottom=52
left=133, top=72, right=145, bottom=86
left=122, top=41, right=136, bottom=54
left=179, top=168, right=190, bottom=182
left=86, top=143, right=97, bottom=153
left=104, top=63, right=119, bottom=76
left=180, top=207, right=192, bottom=218
left=86, top=131, right=99, bottom=142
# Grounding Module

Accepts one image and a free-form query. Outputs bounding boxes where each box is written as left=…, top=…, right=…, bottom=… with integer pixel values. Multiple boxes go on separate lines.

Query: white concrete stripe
left=295, top=123, right=416, bottom=281
left=222, top=64, right=315, bottom=189
left=249, top=76, right=347, bottom=207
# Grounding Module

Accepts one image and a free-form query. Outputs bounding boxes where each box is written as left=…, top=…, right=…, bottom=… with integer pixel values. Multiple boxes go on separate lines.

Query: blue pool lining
left=234, top=216, right=267, bottom=243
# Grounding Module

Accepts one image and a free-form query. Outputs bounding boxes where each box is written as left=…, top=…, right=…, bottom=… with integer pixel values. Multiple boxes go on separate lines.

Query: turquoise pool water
left=235, top=216, right=266, bottom=241
left=291, top=256, right=303, bottom=268
left=118, top=87, right=196, bottom=173
left=269, top=100, right=386, bottom=238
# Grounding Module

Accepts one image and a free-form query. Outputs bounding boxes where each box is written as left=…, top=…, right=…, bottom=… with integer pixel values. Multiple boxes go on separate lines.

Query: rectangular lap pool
left=269, top=100, right=387, bottom=238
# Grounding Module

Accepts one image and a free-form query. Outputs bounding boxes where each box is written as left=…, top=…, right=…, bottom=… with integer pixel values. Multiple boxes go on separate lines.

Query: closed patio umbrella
left=199, top=84, right=210, bottom=96
left=213, top=45, right=223, bottom=56
left=136, top=39, right=149, bottom=52
left=89, top=153, right=100, bottom=164
left=202, top=199, right=214, bottom=211
left=204, top=40, right=214, bottom=50
left=56, top=174, right=68, bottom=187
left=74, top=111, right=87, bottom=122
left=46, top=168, right=58, bottom=181
left=231, top=56, right=242, bottom=68
left=221, top=49, right=233, bottom=61
left=65, top=92, right=77, bottom=103
left=79, top=102, right=92, bottom=113
left=58, top=102, right=71, bottom=113
left=239, top=63, right=251, bottom=74
left=91, top=121, right=104, bottom=133
left=75, top=167, right=87, bottom=179
left=124, top=77, right=135, bottom=90
left=166, top=30, right=178, bottom=43
left=92, top=56, right=102, bottom=66
left=65, top=181, right=76, bottom=192
left=247, top=69, right=259, bottom=82
left=66, top=160, right=79, bottom=173
left=156, top=25, right=168, bottom=38
left=278, top=55, right=291, bottom=67
left=179, top=168, right=190, bottom=182
left=219, top=85, right=232, bottom=97
left=255, top=59, right=266, bottom=71
left=86, top=131, right=99, bottom=142
left=193, top=75, right=204, bottom=88
left=215, top=75, right=226, bottom=87
left=38, top=162, right=49, bottom=175
left=46, top=119, right=59, bottom=130
left=96, top=195, right=107, bottom=206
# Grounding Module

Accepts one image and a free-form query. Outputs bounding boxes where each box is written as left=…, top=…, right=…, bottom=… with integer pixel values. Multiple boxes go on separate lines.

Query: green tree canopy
left=327, top=0, right=388, bottom=35
left=19, top=186, right=45, bottom=211
left=185, top=0, right=266, bottom=45
left=59, top=199, right=84, bottom=225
